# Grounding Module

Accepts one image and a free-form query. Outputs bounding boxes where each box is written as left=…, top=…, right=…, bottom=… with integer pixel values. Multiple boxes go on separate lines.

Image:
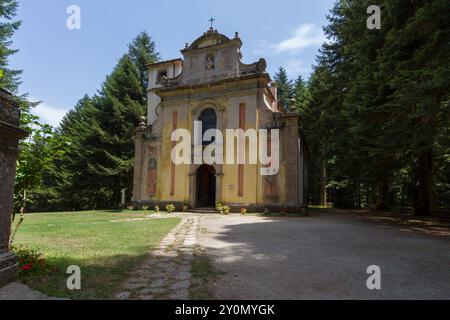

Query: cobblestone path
left=115, top=217, right=199, bottom=300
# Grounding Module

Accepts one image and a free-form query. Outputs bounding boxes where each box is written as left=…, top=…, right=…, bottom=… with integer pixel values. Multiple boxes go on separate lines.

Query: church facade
left=132, top=28, right=308, bottom=212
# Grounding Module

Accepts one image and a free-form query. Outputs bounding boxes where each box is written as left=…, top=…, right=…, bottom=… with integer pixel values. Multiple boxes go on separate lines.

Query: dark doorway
left=196, top=165, right=216, bottom=208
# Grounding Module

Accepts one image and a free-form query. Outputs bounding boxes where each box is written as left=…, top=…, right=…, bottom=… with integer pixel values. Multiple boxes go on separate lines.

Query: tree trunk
left=413, top=147, right=433, bottom=216
left=376, top=177, right=389, bottom=211
left=319, top=147, right=327, bottom=207
left=355, top=185, right=361, bottom=209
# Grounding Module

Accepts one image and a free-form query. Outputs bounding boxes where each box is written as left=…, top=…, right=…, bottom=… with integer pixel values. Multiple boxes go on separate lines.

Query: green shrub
left=222, top=205, right=230, bottom=215
left=166, top=204, right=176, bottom=213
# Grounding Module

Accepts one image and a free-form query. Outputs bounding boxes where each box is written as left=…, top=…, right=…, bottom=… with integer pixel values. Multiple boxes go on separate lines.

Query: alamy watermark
left=67, top=265, right=81, bottom=290
left=66, top=5, right=81, bottom=30
left=171, top=122, right=279, bottom=176
left=366, top=265, right=381, bottom=290
left=367, top=5, right=381, bottom=30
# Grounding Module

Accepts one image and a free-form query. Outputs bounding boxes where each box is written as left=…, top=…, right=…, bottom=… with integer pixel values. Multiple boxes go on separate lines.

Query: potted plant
left=240, top=208, right=247, bottom=215
left=264, top=208, right=270, bottom=215
left=154, top=204, right=160, bottom=212
left=182, top=201, right=189, bottom=212
left=142, top=205, right=149, bottom=211
left=166, top=204, right=176, bottom=213
left=216, top=203, right=223, bottom=214
left=222, top=205, right=230, bottom=215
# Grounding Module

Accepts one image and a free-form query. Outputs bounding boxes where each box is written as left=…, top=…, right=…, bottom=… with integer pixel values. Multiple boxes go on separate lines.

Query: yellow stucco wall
left=153, top=88, right=286, bottom=207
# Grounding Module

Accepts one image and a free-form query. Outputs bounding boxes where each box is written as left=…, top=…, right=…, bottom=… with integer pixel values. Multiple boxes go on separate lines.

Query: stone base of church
left=132, top=200, right=308, bottom=214
left=132, top=200, right=186, bottom=212
left=227, top=204, right=308, bottom=214
left=0, top=252, right=18, bottom=287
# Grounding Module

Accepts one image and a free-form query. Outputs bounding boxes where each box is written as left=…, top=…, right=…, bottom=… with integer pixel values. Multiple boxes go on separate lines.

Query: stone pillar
left=132, top=118, right=147, bottom=206
left=0, top=89, right=28, bottom=287
left=282, top=106, right=301, bottom=210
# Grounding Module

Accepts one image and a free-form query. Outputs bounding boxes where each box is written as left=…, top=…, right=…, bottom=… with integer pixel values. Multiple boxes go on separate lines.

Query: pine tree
left=273, top=67, right=294, bottom=110
left=305, top=0, right=450, bottom=215
left=51, top=95, right=106, bottom=210
left=377, top=0, right=450, bottom=215
left=294, top=75, right=310, bottom=112
left=37, top=32, right=161, bottom=211
left=127, top=31, right=160, bottom=94
left=93, top=55, right=146, bottom=206
left=0, top=0, right=22, bottom=92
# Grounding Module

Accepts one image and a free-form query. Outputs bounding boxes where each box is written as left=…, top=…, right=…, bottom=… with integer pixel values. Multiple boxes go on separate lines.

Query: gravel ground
left=197, top=212, right=450, bottom=300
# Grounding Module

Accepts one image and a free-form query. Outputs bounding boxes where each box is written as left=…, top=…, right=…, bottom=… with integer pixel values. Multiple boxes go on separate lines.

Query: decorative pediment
left=186, top=29, right=230, bottom=51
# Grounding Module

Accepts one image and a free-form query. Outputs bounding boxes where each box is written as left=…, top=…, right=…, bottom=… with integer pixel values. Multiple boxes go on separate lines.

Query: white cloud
left=285, top=59, right=310, bottom=78
left=270, top=24, right=325, bottom=55
left=30, top=97, right=68, bottom=128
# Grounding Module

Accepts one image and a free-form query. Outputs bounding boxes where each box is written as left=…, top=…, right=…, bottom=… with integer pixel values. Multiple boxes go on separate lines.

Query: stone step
left=188, top=208, right=217, bottom=214
left=0, top=253, right=18, bottom=287
left=0, top=253, right=17, bottom=270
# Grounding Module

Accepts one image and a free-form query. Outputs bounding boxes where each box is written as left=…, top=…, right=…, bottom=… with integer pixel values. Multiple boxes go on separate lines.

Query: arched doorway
left=196, top=164, right=216, bottom=208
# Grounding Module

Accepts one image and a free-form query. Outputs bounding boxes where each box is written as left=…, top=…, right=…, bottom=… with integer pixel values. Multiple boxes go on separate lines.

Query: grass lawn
left=13, top=210, right=180, bottom=300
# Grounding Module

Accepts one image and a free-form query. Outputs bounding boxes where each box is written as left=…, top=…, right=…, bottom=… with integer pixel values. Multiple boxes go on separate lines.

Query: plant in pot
left=154, top=204, right=160, bottom=212
left=240, top=208, right=247, bottom=215
left=216, top=203, right=223, bottom=214
left=264, top=208, right=270, bottom=215
left=166, top=204, right=176, bottom=213
left=222, top=205, right=230, bottom=215
left=182, top=201, right=189, bottom=212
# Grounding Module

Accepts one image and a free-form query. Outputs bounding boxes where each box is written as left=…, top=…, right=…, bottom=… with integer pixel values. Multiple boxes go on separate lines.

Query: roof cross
left=209, top=17, right=215, bottom=29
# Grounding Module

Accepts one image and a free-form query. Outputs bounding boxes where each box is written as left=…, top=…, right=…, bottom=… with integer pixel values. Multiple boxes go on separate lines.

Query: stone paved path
left=0, top=282, right=67, bottom=300
left=115, top=217, right=199, bottom=300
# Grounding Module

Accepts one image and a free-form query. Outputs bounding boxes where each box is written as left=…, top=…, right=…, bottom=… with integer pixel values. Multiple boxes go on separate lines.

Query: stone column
left=282, top=107, right=301, bottom=210
left=132, top=117, right=147, bottom=207
left=215, top=170, right=223, bottom=205
left=189, top=171, right=197, bottom=208
left=0, top=89, right=28, bottom=287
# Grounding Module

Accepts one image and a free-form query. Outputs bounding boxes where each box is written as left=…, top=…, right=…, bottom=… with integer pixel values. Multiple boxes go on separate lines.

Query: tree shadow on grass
left=18, top=250, right=154, bottom=299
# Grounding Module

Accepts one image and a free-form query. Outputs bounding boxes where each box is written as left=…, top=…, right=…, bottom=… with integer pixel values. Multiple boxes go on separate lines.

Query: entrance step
left=188, top=207, right=217, bottom=214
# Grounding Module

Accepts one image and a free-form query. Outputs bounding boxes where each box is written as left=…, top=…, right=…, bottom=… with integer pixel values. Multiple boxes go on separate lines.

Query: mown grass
left=13, top=210, right=180, bottom=300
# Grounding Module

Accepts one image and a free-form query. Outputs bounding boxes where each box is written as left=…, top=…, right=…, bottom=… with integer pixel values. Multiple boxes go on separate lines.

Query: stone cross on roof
left=209, top=17, right=215, bottom=29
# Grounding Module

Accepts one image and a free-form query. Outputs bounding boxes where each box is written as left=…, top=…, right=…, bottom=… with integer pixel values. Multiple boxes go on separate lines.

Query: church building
left=132, top=27, right=308, bottom=212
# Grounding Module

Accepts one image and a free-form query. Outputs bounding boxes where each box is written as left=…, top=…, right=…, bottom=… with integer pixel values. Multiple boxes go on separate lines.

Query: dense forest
left=275, top=0, right=450, bottom=215
left=19, top=32, right=160, bottom=212
left=1, top=0, right=449, bottom=216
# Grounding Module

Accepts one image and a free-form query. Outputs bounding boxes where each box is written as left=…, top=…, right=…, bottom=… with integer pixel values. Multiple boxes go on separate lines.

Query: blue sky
left=9, top=0, right=334, bottom=127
